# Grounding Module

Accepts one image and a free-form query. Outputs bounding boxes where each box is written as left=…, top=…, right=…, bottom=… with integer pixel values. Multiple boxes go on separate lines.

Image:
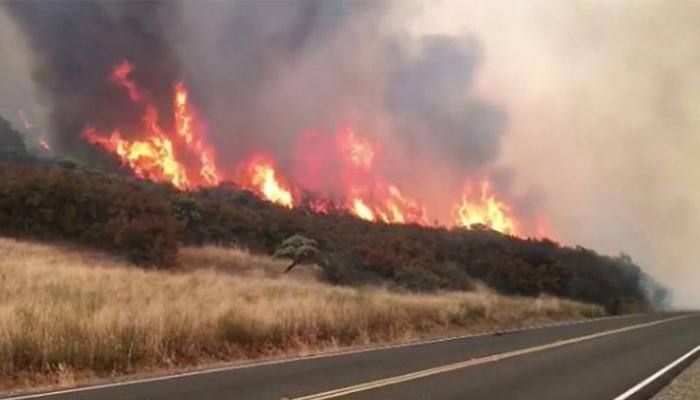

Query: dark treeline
left=0, top=119, right=667, bottom=314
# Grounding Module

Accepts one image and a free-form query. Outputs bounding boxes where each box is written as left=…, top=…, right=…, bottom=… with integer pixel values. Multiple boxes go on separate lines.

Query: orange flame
left=352, top=197, right=375, bottom=221
left=174, top=82, right=194, bottom=144
left=332, top=129, right=427, bottom=224
left=454, top=181, right=518, bottom=235
left=237, top=155, right=294, bottom=208
left=85, top=61, right=222, bottom=190
left=84, top=127, right=190, bottom=189
left=82, top=61, right=548, bottom=237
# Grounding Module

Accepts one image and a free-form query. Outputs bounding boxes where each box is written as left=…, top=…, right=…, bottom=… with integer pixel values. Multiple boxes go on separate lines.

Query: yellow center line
left=291, top=314, right=696, bottom=400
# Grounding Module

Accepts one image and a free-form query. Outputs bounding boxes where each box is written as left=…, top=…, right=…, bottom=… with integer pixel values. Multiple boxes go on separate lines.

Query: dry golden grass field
left=0, top=237, right=603, bottom=392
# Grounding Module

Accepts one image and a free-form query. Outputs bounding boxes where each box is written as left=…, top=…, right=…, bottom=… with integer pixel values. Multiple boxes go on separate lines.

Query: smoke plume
left=4, top=1, right=183, bottom=161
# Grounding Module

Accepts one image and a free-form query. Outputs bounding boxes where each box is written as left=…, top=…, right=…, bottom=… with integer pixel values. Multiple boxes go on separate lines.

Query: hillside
left=0, top=237, right=602, bottom=391
left=0, top=159, right=665, bottom=314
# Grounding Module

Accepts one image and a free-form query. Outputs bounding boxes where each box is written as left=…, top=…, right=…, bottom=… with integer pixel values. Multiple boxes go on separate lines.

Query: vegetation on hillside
left=0, top=238, right=602, bottom=390
left=0, top=160, right=665, bottom=313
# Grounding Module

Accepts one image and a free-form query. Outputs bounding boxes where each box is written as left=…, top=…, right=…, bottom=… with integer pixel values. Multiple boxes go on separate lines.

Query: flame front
left=454, top=181, right=518, bottom=235
left=237, top=155, right=294, bottom=208
left=82, top=61, right=551, bottom=238
left=84, top=127, right=189, bottom=189
left=84, top=61, right=222, bottom=190
left=352, top=198, right=375, bottom=221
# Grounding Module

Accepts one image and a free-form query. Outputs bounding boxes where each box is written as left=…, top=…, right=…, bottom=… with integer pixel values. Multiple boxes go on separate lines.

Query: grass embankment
left=0, top=237, right=603, bottom=392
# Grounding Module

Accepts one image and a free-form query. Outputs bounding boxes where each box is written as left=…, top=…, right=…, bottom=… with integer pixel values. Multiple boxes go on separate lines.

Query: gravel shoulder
left=653, top=357, right=700, bottom=400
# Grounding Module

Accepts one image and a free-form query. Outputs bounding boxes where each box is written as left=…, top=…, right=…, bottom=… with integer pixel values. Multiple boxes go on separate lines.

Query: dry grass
left=0, top=237, right=604, bottom=391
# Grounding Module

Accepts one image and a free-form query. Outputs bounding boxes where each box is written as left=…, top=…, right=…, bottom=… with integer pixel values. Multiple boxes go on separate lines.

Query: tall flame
left=352, top=197, right=376, bottom=221
left=454, top=181, right=518, bottom=235
left=237, top=155, right=294, bottom=208
left=82, top=61, right=553, bottom=238
left=85, top=61, right=222, bottom=190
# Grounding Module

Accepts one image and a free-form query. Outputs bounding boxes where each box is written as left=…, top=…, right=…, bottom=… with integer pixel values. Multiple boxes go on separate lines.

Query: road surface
left=5, top=312, right=699, bottom=400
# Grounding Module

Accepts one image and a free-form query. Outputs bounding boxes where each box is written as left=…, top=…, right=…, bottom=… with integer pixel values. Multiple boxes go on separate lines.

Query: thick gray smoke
left=407, top=0, right=700, bottom=307
left=4, top=1, right=183, bottom=161
left=386, top=34, right=505, bottom=169
left=2, top=1, right=506, bottom=214
left=172, top=2, right=505, bottom=189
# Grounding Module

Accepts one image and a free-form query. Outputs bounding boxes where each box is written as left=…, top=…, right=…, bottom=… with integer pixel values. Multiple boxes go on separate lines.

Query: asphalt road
left=6, top=312, right=699, bottom=400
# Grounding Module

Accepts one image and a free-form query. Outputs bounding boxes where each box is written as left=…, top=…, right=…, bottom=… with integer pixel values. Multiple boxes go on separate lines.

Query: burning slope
left=454, top=181, right=518, bottom=236
left=84, top=61, right=221, bottom=190
left=237, top=154, right=294, bottom=208
left=83, top=61, right=539, bottom=237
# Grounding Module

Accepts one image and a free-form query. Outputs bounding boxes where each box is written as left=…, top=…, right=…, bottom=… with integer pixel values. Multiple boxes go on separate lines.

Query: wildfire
left=84, top=126, right=190, bottom=189
left=237, top=155, right=294, bottom=208
left=85, top=61, right=222, bottom=190
left=174, top=82, right=193, bottom=144
left=348, top=184, right=427, bottom=225
left=454, top=181, right=518, bottom=235
left=81, top=61, right=552, bottom=238
left=352, top=197, right=375, bottom=221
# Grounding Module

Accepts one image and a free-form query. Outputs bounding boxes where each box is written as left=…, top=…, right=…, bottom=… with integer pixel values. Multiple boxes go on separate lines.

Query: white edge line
left=613, top=344, right=700, bottom=400
left=1, top=313, right=645, bottom=400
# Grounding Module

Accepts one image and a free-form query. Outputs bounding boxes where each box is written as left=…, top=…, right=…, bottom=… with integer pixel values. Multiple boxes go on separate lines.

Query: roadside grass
left=0, top=237, right=604, bottom=391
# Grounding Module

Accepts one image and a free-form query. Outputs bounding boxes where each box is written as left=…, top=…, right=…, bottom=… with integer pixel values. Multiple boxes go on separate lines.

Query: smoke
left=3, top=1, right=183, bottom=161
left=0, top=8, right=47, bottom=137
left=171, top=1, right=509, bottom=219
left=408, top=0, right=700, bottom=307
left=2, top=1, right=507, bottom=219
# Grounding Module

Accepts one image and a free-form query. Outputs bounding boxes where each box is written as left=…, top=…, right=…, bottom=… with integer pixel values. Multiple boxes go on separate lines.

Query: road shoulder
left=652, top=357, right=700, bottom=400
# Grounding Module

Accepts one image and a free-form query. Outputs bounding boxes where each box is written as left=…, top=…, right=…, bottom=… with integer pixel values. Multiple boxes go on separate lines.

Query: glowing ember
left=237, top=155, right=294, bottom=208
left=454, top=181, right=518, bottom=235
left=85, top=60, right=222, bottom=189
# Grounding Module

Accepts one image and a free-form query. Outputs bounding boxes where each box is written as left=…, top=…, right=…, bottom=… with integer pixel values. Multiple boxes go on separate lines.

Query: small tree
left=274, top=234, right=319, bottom=273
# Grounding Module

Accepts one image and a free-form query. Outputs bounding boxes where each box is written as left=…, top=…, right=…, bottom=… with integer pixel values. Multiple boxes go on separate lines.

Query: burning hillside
left=83, top=61, right=528, bottom=236
left=3, top=1, right=556, bottom=239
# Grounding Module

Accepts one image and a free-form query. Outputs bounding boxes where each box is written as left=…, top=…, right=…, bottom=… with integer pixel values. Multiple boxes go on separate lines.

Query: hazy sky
left=405, top=0, right=700, bottom=307
left=1, top=1, right=699, bottom=307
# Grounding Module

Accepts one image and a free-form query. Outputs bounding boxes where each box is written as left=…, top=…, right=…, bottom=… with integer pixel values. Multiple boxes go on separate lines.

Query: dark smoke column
left=3, top=0, right=183, bottom=164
